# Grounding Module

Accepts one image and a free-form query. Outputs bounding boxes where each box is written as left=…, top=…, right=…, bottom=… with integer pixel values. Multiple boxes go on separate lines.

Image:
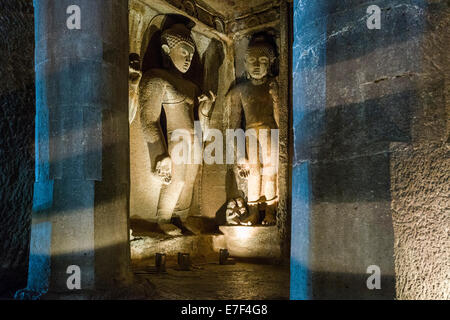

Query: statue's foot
left=240, top=206, right=260, bottom=226
left=158, top=223, right=182, bottom=236
left=262, top=205, right=276, bottom=225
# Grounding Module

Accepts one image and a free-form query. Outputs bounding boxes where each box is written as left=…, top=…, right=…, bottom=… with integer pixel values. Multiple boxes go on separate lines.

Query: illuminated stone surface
left=219, top=226, right=281, bottom=259
left=131, top=233, right=225, bottom=262
left=128, top=0, right=290, bottom=273
left=131, top=225, right=281, bottom=261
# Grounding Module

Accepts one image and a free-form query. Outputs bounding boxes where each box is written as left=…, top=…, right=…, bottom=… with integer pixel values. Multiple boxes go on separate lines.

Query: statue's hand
left=269, top=81, right=279, bottom=101
left=155, top=156, right=172, bottom=185
left=198, top=91, right=216, bottom=115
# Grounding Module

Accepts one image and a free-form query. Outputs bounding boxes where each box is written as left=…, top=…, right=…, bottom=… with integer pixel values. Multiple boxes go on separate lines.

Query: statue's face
left=227, top=200, right=237, bottom=209
left=165, top=42, right=195, bottom=73
left=245, top=50, right=270, bottom=80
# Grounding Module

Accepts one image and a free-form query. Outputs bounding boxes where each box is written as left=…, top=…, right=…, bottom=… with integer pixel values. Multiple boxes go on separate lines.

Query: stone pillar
left=291, top=0, right=406, bottom=300
left=390, top=1, right=449, bottom=300
left=20, top=0, right=130, bottom=298
left=291, top=0, right=448, bottom=300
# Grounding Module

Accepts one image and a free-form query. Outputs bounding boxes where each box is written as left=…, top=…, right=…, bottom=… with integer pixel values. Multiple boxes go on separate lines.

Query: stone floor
left=134, top=261, right=290, bottom=300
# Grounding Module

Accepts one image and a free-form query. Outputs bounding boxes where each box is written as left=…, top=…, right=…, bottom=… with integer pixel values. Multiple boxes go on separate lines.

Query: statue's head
left=245, top=37, right=276, bottom=80
left=227, top=199, right=238, bottom=209
left=235, top=197, right=245, bottom=208
left=161, top=24, right=196, bottom=73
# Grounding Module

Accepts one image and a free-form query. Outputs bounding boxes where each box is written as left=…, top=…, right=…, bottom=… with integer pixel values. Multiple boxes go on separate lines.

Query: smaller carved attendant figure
left=225, top=199, right=240, bottom=225
left=225, top=197, right=249, bottom=225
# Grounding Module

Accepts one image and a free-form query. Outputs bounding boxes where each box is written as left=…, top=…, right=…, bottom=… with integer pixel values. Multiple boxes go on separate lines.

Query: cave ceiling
left=197, top=0, right=279, bottom=20
left=140, top=0, right=282, bottom=37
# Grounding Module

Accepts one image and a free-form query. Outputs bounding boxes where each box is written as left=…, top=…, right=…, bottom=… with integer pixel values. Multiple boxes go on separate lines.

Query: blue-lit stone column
left=290, top=0, right=327, bottom=300
left=20, top=0, right=130, bottom=298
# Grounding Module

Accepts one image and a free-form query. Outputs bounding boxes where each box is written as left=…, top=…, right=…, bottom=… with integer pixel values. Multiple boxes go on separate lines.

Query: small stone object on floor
left=177, top=252, right=191, bottom=271
left=155, top=253, right=166, bottom=272
left=219, top=248, right=235, bottom=265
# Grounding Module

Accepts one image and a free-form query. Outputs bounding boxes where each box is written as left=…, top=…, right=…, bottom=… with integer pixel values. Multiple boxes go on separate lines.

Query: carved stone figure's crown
left=161, top=24, right=195, bottom=49
left=246, top=36, right=276, bottom=61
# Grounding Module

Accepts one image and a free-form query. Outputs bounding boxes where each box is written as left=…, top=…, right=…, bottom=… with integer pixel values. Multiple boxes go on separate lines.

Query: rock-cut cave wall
left=0, top=0, right=35, bottom=298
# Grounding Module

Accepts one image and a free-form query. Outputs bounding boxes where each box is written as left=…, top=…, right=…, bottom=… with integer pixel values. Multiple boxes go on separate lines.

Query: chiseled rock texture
left=391, top=143, right=449, bottom=300
left=0, top=0, right=35, bottom=298
left=389, top=0, right=449, bottom=300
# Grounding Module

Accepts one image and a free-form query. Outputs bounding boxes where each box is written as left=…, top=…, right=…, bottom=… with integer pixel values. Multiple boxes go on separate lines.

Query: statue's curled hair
left=161, top=23, right=195, bottom=50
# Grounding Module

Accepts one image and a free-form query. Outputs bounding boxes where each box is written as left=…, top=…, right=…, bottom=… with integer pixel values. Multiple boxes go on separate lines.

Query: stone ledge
left=130, top=225, right=281, bottom=262
left=131, top=233, right=225, bottom=262
left=219, top=226, right=281, bottom=259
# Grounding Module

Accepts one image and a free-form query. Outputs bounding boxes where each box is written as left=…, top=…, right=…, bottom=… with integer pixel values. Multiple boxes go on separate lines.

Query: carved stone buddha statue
left=226, top=36, right=280, bottom=226
left=139, top=23, right=215, bottom=234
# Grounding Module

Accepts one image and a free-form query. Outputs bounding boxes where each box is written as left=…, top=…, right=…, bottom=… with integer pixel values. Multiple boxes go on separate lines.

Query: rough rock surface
left=391, top=143, right=449, bottom=300
left=0, top=0, right=35, bottom=298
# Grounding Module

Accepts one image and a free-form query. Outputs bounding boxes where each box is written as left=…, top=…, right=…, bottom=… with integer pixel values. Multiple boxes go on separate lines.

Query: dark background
left=0, top=0, right=35, bottom=298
